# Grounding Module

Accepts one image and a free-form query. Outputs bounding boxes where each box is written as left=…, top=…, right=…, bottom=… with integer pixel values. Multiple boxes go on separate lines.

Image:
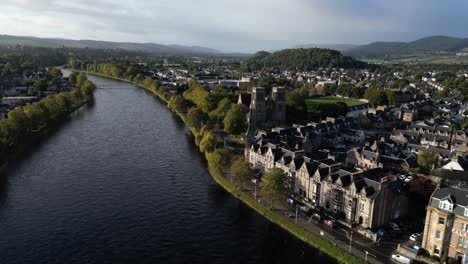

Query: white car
left=404, top=176, right=413, bottom=183
left=398, top=175, right=407, bottom=180
left=392, top=253, right=412, bottom=264
left=410, top=233, right=421, bottom=241
left=389, top=222, right=400, bottom=232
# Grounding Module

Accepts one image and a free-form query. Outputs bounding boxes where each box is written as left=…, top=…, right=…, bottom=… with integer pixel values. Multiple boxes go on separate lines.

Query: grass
left=305, top=96, right=365, bottom=112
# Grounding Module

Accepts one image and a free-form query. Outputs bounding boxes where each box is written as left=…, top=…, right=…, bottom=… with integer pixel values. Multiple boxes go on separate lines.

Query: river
left=0, top=71, right=335, bottom=264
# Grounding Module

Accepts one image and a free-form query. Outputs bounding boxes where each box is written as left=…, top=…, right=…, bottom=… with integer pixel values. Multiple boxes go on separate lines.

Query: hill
left=0, top=34, right=221, bottom=56
left=293, top=43, right=358, bottom=52
left=245, top=48, right=367, bottom=70
left=346, top=36, right=468, bottom=58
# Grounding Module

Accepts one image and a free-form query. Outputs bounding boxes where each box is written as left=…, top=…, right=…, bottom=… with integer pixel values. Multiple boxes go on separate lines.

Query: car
left=398, top=175, right=407, bottom=180
left=312, top=213, right=321, bottom=221
left=324, top=219, right=336, bottom=228
left=391, top=253, right=412, bottom=264
left=389, top=222, right=401, bottom=232
left=409, top=233, right=421, bottom=241
left=299, top=206, right=313, bottom=216
left=404, top=176, right=414, bottom=183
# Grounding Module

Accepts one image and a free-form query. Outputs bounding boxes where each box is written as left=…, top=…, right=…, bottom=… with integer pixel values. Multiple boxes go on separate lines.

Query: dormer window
left=439, top=200, right=453, bottom=211
left=465, top=208, right=468, bottom=217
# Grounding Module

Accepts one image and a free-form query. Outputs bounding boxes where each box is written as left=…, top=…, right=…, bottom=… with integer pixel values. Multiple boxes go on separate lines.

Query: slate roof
left=430, top=186, right=468, bottom=217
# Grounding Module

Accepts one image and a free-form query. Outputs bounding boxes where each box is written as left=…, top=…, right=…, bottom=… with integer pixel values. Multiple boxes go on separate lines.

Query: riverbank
left=0, top=79, right=96, bottom=170
left=78, top=70, right=366, bottom=264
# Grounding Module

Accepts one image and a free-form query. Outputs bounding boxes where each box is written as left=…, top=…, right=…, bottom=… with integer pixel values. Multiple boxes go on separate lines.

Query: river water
left=0, top=71, right=335, bottom=264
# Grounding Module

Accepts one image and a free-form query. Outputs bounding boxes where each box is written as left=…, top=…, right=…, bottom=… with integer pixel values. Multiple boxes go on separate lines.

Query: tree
left=187, top=107, right=208, bottom=130
left=368, top=90, right=388, bottom=106
left=49, top=67, right=63, bottom=79
left=223, top=104, right=246, bottom=135
left=199, top=131, right=216, bottom=153
left=168, top=95, right=187, bottom=113
left=207, top=148, right=231, bottom=173
left=69, top=72, right=78, bottom=84
left=417, top=151, right=438, bottom=172
left=76, top=73, right=87, bottom=87
left=209, top=98, right=233, bottom=123
left=286, top=89, right=306, bottom=123
left=230, top=157, right=252, bottom=189
left=385, top=90, right=397, bottom=105
left=81, top=80, right=95, bottom=100
left=260, top=168, right=289, bottom=208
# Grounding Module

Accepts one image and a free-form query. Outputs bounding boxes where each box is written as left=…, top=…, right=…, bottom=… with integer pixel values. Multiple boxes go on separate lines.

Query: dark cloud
left=0, top=0, right=467, bottom=52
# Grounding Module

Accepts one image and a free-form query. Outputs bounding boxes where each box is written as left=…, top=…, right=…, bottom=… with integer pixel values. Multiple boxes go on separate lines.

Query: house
left=422, top=186, right=468, bottom=262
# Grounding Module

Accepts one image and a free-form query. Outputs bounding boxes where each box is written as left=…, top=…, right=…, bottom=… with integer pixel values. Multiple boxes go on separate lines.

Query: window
left=360, top=203, right=365, bottom=212
left=464, top=239, right=468, bottom=248
left=439, top=217, right=445, bottom=225
left=434, top=245, right=440, bottom=255
left=465, top=209, right=468, bottom=217
left=458, top=237, right=464, bottom=246
left=435, top=230, right=441, bottom=240
left=439, top=201, right=453, bottom=211
left=462, top=223, right=465, bottom=232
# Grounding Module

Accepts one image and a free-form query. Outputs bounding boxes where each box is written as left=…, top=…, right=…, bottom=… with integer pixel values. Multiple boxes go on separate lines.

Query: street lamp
left=348, top=231, right=353, bottom=253
left=364, top=251, right=369, bottom=262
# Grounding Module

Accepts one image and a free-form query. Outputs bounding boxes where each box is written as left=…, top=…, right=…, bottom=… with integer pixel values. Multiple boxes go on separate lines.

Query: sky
left=0, top=0, right=467, bottom=53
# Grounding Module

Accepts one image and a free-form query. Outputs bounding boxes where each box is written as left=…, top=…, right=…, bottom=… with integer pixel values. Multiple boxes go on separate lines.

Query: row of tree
left=0, top=73, right=95, bottom=163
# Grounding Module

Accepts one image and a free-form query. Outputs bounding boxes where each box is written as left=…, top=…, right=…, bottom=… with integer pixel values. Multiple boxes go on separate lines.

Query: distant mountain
left=0, top=34, right=221, bottom=55
left=245, top=48, right=367, bottom=70
left=293, top=44, right=358, bottom=52
left=346, top=36, right=468, bottom=58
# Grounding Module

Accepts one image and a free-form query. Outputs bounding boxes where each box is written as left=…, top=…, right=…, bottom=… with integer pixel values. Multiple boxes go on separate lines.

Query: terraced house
left=246, top=136, right=409, bottom=231
left=422, top=186, right=468, bottom=263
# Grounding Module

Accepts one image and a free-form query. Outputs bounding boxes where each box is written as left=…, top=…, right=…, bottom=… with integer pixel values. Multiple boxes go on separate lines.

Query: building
left=422, top=186, right=468, bottom=263
left=239, top=87, right=286, bottom=129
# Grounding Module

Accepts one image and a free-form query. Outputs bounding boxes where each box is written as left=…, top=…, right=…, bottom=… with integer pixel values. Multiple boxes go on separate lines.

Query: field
left=305, top=96, right=365, bottom=112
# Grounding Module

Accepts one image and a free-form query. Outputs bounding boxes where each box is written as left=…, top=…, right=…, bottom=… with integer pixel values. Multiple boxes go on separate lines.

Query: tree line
left=0, top=72, right=95, bottom=164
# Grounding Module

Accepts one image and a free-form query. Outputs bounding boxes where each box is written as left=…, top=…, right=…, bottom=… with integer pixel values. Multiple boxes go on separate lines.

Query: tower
left=272, top=87, right=286, bottom=125
left=250, top=87, right=266, bottom=129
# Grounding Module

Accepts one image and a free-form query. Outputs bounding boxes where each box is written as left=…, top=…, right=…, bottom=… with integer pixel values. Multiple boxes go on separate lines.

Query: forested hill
left=245, top=48, right=367, bottom=70
left=346, top=36, right=468, bottom=58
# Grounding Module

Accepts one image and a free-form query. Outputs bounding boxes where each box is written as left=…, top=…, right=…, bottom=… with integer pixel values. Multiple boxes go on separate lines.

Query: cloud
left=0, top=0, right=467, bottom=52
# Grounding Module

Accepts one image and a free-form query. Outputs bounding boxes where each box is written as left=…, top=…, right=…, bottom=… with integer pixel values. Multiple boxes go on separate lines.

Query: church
left=237, top=87, right=286, bottom=130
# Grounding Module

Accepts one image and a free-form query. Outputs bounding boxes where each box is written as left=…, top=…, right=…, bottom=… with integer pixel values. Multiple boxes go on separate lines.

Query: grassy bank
left=305, top=96, right=364, bottom=112
left=82, top=70, right=366, bottom=264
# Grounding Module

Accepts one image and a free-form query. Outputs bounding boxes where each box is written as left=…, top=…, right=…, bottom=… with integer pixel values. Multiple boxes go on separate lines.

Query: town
left=1, top=44, right=468, bottom=264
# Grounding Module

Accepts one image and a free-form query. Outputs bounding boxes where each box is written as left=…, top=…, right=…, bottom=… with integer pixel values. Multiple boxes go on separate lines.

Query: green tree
left=208, top=148, right=231, bottom=173
left=168, top=95, right=187, bottom=113
left=49, top=67, right=63, bottom=79
left=368, top=90, right=388, bottom=106
left=199, top=131, right=216, bottom=153
left=230, top=157, right=252, bottom=189
left=69, top=72, right=78, bottom=84
left=286, top=89, right=306, bottom=123
left=187, top=107, right=208, bottom=130
left=417, top=151, right=438, bottom=172
left=260, top=168, right=289, bottom=208
left=76, top=73, right=87, bottom=87
left=385, top=90, right=397, bottom=105
left=6, top=108, right=30, bottom=134
left=223, top=104, right=246, bottom=135
left=81, top=80, right=95, bottom=100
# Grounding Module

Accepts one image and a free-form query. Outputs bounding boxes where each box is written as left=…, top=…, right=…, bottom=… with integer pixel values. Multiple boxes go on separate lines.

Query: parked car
left=300, top=206, right=313, bottom=216
left=391, top=253, right=412, bottom=264
left=312, top=213, right=321, bottom=221
left=398, top=175, right=407, bottom=180
left=324, top=219, right=336, bottom=228
left=404, top=176, right=414, bottom=183
left=389, top=222, right=401, bottom=232
left=409, top=233, right=421, bottom=242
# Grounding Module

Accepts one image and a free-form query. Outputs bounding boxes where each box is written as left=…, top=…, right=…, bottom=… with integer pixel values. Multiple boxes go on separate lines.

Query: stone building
left=238, top=87, right=286, bottom=129
left=422, top=186, right=468, bottom=263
